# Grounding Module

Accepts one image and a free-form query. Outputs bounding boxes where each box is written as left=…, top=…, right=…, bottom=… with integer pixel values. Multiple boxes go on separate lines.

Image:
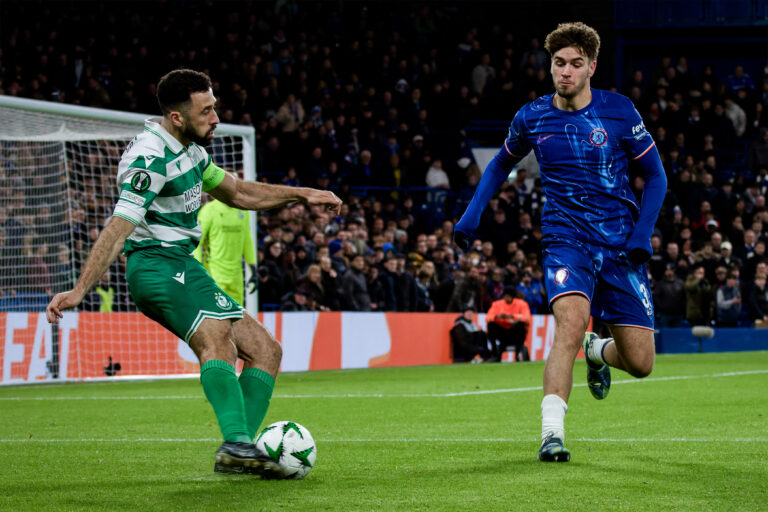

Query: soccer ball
left=255, top=421, right=316, bottom=479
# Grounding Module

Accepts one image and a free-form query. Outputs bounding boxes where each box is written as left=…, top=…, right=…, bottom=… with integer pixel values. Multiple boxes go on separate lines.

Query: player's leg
left=230, top=313, right=282, bottom=439
left=585, top=250, right=656, bottom=385
left=545, top=294, right=591, bottom=399
left=539, top=239, right=598, bottom=462
left=602, top=325, right=654, bottom=378
left=539, top=294, right=591, bottom=462
left=190, top=318, right=251, bottom=445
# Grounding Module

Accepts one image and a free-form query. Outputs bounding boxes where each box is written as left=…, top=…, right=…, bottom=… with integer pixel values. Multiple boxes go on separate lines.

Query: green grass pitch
left=1, top=352, right=767, bottom=511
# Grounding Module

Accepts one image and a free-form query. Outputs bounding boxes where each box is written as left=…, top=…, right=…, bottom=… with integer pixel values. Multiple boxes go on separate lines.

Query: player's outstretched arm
left=208, top=173, right=342, bottom=215
left=454, top=146, right=522, bottom=250
left=46, top=216, right=136, bottom=323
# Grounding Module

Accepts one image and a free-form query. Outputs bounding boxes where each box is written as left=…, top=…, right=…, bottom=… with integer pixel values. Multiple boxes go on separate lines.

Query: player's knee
left=627, top=358, right=654, bottom=378
left=270, top=336, right=283, bottom=362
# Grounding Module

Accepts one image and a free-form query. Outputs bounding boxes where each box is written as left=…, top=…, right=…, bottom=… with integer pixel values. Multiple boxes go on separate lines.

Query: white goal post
left=0, top=96, right=258, bottom=384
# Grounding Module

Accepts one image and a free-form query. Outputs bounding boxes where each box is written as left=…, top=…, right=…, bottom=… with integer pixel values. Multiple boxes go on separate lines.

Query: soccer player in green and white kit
left=193, top=199, right=256, bottom=306
left=46, top=69, right=342, bottom=477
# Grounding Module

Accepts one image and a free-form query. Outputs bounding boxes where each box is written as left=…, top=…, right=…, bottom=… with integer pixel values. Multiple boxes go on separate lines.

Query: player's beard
left=181, top=124, right=214, bottom=147
left=555, top=78, right=587, bottom=99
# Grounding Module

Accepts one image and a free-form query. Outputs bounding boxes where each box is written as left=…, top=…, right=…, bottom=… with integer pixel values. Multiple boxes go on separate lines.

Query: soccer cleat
left=213, top=442, right=287, bottom=479
left=538, top=434, right=570, bottom=462
left=583, top=332, right=611, bottom=400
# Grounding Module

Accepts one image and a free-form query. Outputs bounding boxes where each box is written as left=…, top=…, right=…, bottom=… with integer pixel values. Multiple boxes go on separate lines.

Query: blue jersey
left=504, top=89, right=656, bottom=248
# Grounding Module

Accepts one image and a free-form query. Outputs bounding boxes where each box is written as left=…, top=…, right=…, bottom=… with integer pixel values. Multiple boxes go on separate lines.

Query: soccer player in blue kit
left=454, top=22, right=666, bottom=462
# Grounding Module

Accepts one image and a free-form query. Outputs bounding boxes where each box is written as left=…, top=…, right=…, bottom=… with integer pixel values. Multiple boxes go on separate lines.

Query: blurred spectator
left=447, top=265, right=485, bottom=312
left=297, top=264, right=327, bottom=311
left=685, top=265, right=713, bottom=326
left=376, top=254, right=400, bottom=311
left=341, top=253, right=370, bottom=311
left=746, top=271, right=768, bottom=327
left=516, top=266, right=546, bottom=314
left=449, top=306, right=491, bottom=362
left=748, top=127, right=768, bottom=175
left=414, top=260, right=437, bottom=312
left=258, top=240, right=288, bottom=307
left=280, top=288, right=310, bottom=312
left=715, top=272, right=742, bottom=327
left=319, top=255, right=342, bottom=310
left=653, top=263, right=686, bottom=327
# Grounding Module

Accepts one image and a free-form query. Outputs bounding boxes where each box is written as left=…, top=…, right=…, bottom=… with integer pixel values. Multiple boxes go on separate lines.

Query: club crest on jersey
left=130, top=171, right=151, bottom=192
left=588, top=128, right=608, bottom=147
left=553, top=268, right=569, bottom=285
left=215, top=292, right=232, bottom=309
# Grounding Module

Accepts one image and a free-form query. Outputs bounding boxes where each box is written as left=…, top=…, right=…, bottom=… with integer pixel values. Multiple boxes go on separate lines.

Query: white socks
left=541, top=394, right=567, bottom=442
left=587, top=336, right=611, bottom=365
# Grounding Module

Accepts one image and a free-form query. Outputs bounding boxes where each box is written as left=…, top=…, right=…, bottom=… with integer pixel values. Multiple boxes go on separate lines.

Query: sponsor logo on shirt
left=119, top=190, right=146, bottom=207
left=588, top=128, right=608, bottom=147
left=184, top=183, right=202, bottom=213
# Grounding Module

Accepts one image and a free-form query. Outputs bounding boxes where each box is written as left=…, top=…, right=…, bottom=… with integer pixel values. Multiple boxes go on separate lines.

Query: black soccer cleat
left=538, top=434, right=571, bottom=462
left=213, top=441, right=259, bottom=473
left=213, top=442, right=288, bottom=479
left=583, top=332, right=611, bottom=400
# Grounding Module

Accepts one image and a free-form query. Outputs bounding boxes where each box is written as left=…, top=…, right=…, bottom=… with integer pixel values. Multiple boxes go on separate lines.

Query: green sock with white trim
left=239, top=367, right=276, bottom=439
left=200, top=360, right=251, bottom=443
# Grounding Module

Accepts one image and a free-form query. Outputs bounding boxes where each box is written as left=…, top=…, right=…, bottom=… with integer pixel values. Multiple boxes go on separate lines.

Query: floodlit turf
left=1, top=352, right=767, bottom=512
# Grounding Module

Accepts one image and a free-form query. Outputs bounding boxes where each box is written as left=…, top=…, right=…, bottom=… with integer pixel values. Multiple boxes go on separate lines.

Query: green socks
left=239, top=367, right=276, bottom=439
left=200, top=360, right=250, bottom=443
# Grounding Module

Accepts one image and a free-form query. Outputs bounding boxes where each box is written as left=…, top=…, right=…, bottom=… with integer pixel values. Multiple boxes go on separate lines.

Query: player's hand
left=247, top=275, right=258, bottom=294
left=46, top=290, right=84, bottom=324
left=303, top=189, right=342, bottom=215
left=453, top=228, right=473, bottom=251
left=627, top=247, right=651, bottom=265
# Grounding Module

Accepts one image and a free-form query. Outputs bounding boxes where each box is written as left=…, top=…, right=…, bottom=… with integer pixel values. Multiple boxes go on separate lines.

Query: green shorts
left=126, top=246, right=243, bottom=342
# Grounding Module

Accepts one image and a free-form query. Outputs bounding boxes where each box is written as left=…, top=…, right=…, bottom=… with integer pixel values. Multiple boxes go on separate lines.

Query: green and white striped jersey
left=113, top=119, right=225, bottom=254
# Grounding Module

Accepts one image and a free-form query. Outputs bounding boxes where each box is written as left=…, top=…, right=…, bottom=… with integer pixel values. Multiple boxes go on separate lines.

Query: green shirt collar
left=144, top=118, right=185, bottom=154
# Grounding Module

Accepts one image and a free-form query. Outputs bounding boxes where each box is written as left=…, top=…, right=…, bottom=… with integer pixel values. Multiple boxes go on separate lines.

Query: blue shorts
left=542, top=237, right=655, bottom=329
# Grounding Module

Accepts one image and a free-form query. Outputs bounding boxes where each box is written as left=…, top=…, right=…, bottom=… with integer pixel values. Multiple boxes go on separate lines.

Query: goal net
left=0, top=96, right=257, bottom=384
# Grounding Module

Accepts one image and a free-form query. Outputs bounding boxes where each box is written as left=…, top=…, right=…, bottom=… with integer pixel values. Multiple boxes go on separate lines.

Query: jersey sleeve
left=620, top=99, right=656, bottom=160
left=112, top=152, right=168, bottom=225
left=202, top=159, right=226, bottom=191
left=503, top=109, right=532, bottom=158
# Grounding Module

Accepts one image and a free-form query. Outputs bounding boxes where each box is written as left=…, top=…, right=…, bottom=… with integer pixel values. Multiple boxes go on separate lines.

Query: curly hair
left=544, top=22, right=601, bottom=62
left=156, top=69, right=212, bottom=115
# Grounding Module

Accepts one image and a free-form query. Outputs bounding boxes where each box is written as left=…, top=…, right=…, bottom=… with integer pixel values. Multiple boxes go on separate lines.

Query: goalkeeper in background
left=193, top=198, right=257, bottom=307
left=46, top=68, right=342, bottom=477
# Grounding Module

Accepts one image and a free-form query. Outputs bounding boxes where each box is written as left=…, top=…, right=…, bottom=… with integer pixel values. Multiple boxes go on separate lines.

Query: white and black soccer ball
left=255, top=421, right=316, bottom=479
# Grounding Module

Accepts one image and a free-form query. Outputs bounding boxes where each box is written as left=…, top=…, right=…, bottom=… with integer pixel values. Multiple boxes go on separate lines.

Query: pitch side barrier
left=1, top=312, right=765, bottom=384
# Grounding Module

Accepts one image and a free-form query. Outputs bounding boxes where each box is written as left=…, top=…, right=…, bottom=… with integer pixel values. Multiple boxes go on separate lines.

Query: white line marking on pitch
left=0, top=369, right=766, bottom=400
left=0, top=437, right=765, bottom=443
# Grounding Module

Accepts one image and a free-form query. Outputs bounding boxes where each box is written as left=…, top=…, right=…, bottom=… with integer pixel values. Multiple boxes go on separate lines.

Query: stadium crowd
left=2, top=3, right=768, bottom=327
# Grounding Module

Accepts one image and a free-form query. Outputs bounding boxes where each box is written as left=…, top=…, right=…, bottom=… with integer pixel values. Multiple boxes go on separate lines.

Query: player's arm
left=205, top=164, right=341, bottom=214
left=46, top=216, right=136, bottom=323
left=454, top=113, right=529, bottom=250
left=626, top=144, right=667, bottom=264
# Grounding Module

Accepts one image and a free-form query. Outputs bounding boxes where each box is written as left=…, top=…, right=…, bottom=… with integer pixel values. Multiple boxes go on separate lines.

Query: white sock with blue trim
left=541, top=394, right=567, bottom=442
left=587, top=336, right=611, bottom=366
